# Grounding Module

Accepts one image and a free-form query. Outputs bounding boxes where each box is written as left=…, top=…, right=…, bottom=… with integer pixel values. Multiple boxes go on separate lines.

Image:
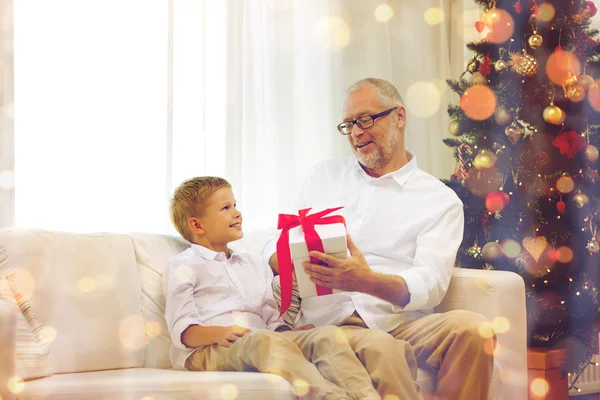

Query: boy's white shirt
left=163, top=244, right=287, bottom=370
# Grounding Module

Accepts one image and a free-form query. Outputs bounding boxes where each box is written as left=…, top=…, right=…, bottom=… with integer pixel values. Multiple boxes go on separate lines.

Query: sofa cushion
left=129, top=233, right=190, bottom=369
left=0, top=245, right=54, bottom=380
left=18, top=368, right=296, bottom=400
left=0, top=229, right=146, bottom=373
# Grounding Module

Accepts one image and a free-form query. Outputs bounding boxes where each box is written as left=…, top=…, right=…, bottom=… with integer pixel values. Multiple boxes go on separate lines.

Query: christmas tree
left=444, top=0, right=600, bottom=378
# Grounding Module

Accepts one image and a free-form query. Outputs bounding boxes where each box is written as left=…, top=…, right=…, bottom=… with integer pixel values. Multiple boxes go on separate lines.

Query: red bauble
left=557, top=201, right=566, bottom=214
left=586, top=1, right=598, bottom=17
left=485, top=191, right=510, bottom=213
left=548, top=249, right=560, bottom=262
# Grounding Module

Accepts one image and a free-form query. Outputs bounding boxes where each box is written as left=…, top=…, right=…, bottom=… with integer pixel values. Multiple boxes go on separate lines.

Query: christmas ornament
left=473, top=149, right=497, bottom=170
left=585, top=144, right=599, bottom=163
left=543, top=104, right=565, bottom=125
left=485, top=191, right=510, bottom=213
left=475, top=21, right=485, bottom=33
left=460, top=85, right=497, bottom=121
left=552, top=131, right=587, bottom=158
left=471, top=72, right=487, bottom=85
left=534, top=151, right=550, bottom=166
left=528, top=32, right=543, bottom=48
left=494, top=107, right=511, bottom=125
left=484, top=9, right=502, bottom=26
left=467, top=242, right=483, bottom=259
left=449, top=120, right=460, bottom=136
left=564, top=74, right=579, bottom=89
left=556, top=176, right=575, bottom=193
left=573, top=193, right=590, bottom=208
left=485, top=9, right=515, bottom=43
left=557, top=200, right=566, bottom=214
left=567, top=85, right=586, bottom=102
left=455, top=143, right=473, bottom=182
left=467, top=58, right=480, bottom=74
left=587, top=238, right=600, bottom=254
left=523, top=236, right=548, bottom=262
left=505, top=123, right=525, bottom=145
left=508, top=50, right=539, bottom=77
left=480, top=53, right=492, bottom=77
left=548, top=249, right=560, bottom=262
left=514, top=0, right=522, bottom=14
left=482, top=242, right=504, bottom=261
left=586, top=1, right=598, bottom=17
left=577, top=74, right=596, bottom=90
left=494, top=60, right=507, bottom=72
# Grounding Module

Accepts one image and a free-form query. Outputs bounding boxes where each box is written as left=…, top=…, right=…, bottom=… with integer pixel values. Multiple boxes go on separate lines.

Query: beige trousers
left=341, top=310, right=495, bottom=400
left=185, top=326, right=380, bottom=400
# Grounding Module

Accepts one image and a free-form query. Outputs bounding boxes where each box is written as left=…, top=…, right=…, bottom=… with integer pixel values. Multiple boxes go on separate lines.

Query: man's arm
left=181, top=325, right=250, bottom=348
left=304, top=200, right=464, bottom=311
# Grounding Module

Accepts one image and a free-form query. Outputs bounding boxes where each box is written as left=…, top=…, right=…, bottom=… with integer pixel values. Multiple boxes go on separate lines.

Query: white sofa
left=0, top=228, right=528, bottom=399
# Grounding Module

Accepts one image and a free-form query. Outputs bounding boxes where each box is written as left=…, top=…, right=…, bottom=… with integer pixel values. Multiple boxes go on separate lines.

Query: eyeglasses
left=337, top=107, right=398, bottom=135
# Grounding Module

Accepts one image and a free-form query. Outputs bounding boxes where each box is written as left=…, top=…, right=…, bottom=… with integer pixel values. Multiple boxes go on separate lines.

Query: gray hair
left=347, top=78, right=404, bottom=108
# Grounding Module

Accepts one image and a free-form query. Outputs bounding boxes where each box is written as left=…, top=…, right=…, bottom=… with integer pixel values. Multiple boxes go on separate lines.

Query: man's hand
left=269, top=253, right=279, bottom=275
left=302, top=234, right=373, bottom=293
left=214, top=325, right=251, bottom=347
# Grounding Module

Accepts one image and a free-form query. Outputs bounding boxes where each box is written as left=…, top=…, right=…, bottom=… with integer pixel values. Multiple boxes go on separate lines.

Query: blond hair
left=170, top=176, right=231, bottom=242
left=347, top=78, right=404, bottom=108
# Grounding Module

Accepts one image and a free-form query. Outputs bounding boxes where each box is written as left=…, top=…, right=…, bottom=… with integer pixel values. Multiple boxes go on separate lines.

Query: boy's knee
left=312, top=325, right=348, bottom=346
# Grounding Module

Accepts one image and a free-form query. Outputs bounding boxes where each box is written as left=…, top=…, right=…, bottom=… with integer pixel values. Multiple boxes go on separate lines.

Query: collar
left=354, top=150, right=418, bottom=187
left=191, top=243, right=242, bottom=262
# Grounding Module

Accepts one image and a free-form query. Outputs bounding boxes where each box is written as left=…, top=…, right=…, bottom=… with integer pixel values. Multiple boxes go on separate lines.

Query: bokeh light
left=374, top=4, right=394, bottom=22
left=588, top=81, right=600, bottom=111
left=0, top=170, right=14, bottom=190
left=7, top=377, right=24, bottom=394
left=118, top=315, right=148, bottom=350
left=315, top=16, right=351, bottom=51
left=546, top=51, right=581, bottom=85
left=175, top=265, right=193, bottom=283
left=78, top=277, right=96, bottom=293
left=557, top=246, right=574, bottom=263
left=460, top=85, right=497, bottom=120
left=483, top=338, right=498, bottom=356
left=39, top=326, right=57, bottom=344
left=405, top=81, right=441, bottom=118
left=530, top=378, right=550, bottom=397
left=292, top=378, right=310, bottom=397
left=484, top=9, right=514, bottom=43
left=144, top=321, right=162, bottom=338
left=492, top=317, right=509, bottom=334
left=424, top=7, right=444, bottom=25
left=13, top=268, right=35, bottom=300
left=556, top=176, right=575, bottom=193
left=383, top=395, right=401, bottom=400
left=501, top=239, right=522, bottom=258
left=478, top=321, right=495, bottom=339
left=485, top=191, right=510, bottom=213
left=537, top=3, right=556, bottom=22
left=220, top=384, right=239, bottom=400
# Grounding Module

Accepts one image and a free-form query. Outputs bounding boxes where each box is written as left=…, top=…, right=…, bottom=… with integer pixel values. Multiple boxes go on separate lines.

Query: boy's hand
left=294, top=324, right=315, bottom=331
left=216, top=325, right=251, bottom=347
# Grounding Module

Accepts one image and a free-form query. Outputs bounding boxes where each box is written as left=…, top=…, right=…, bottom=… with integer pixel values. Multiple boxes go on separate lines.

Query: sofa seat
left=18, top=368, right=295, bottom=400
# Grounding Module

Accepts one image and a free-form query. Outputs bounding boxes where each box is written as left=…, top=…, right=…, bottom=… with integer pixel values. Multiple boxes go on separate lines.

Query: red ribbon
left=276, top=207, right=346, bottom=316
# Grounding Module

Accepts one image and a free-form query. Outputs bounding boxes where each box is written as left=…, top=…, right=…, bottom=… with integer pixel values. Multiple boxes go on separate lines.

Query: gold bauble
left=528, top=33, right=543, bottom=48
left=471, top=72, right=487, bottom=85
left=585, top=144, right=599, bottom=163
left=494, top=60, right=507, bottom=72
left=508, top=51, right=539, bottom=77
left=467, top=58, right=480, bottom=74
left=494, top=106, right=512, bottom=125
left=484, top=9, right=502, bottom=26
left=449, top=120, right=461, bottom=136
left=543, top=105, right=565, bottom=125
left=573, top=193, right=590, bottom=208
left=473, top=149, right=497, bottom=170
left=482, top=242, right=504, bottom=261
left=567, top=85, right=586, bottom=102
left=577, top=74, right=596, bottom=90
left=564, top=74, right=579, bottom=89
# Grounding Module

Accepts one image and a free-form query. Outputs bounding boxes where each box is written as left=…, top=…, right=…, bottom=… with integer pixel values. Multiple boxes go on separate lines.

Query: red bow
left=276, top=207, right=346, bottom=316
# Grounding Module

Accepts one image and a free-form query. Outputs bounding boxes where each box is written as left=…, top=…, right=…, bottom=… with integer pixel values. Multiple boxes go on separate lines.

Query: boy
left=163, top=176, right=380, bottom=400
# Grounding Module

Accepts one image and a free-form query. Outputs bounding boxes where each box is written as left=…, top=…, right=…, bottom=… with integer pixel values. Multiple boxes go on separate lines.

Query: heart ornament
left=523, top=236, right=547, bottom=262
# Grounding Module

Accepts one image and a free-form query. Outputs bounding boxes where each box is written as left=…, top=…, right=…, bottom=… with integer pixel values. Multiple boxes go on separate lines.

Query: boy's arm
left=163, top=261, right=205, bottom=350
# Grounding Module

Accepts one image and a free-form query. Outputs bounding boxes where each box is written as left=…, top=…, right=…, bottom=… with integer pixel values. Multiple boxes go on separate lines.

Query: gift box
left=276, top=207, right=348, bottom=315
left=527, top=347, right=568, bottom=400
left=287, top=209, right=348, bottom=298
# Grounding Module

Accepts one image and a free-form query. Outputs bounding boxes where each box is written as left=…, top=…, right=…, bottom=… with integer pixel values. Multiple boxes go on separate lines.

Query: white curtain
left=5, top=0, right=460, bottom=233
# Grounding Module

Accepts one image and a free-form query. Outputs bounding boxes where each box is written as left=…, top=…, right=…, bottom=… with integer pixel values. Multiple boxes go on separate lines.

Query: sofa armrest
left=0, top=300, right=17, bottom=400
left=435, top=268, right=527, bottom=400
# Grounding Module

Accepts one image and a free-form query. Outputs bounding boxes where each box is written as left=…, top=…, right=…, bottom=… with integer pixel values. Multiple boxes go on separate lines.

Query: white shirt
left=163, top=244, right=287, bottom=370
left=263, top=151, right=464, bottom=332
